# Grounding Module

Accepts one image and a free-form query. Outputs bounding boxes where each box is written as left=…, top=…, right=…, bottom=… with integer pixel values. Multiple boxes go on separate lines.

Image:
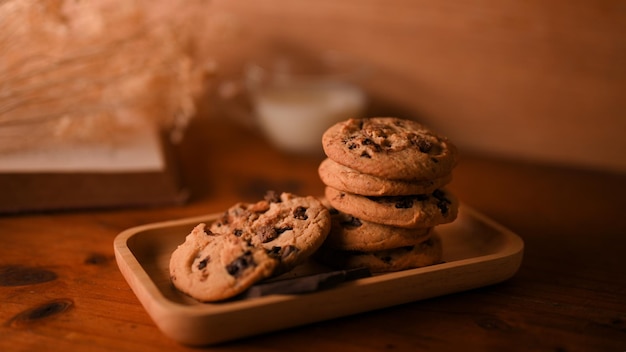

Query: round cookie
left=169, top=223, right=278, bottom=302
left=325, top=208, right=432, bottom=251
left=210, top=191, right=331, bottom=273
left=322, top=117, right=457, bottom=181
left=325, top=186, right=458, bottom=229
left=318, top=158, right=452, bottom=196
left=316, top=233, right=443, bottom=273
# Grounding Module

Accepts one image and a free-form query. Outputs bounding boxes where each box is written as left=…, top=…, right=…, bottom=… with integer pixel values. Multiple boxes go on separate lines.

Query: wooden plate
left=114, top=205, right=523, bottom=346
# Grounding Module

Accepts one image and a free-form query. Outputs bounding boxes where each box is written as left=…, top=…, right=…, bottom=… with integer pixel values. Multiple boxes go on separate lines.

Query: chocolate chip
left=257, top=225, right=278, bottom=243
left=264, top=190, right=281, bottom=203
left=266, top=245, right=299, bottom=260
left=341, top=216, right=362, bottom=228
left=414, top=136, right=432, bottom=153
left=360, top=151, right=371, bottom=158
left=267, top=246, right=281, bottom=257
left=437, top=201, right=449, bottom=215
left=233, top=229, right=243, bottom=237
left=362, top=138, right=382, bottom=152
left=348, top=143, right=358, bottom=150
left=432, top=189, right=446, bottom=201
left=432, top=190, right=451, bottom=215
left=344, top=135, right=357, bottom=143
left=276, top=226, right=293, bottom=235
left=197, top=256, right=210, bottom=270
left=293, top=206, right=308, bottom=220
left=257, top=225, right=292, bottom=243
left=226, top=251, right=254, bottom=277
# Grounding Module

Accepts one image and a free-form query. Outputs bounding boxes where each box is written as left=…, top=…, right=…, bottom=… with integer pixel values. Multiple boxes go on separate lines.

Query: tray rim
left=114, top=204, right=524, bottom=345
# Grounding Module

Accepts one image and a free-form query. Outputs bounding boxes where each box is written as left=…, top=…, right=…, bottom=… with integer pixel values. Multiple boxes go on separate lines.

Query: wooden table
left=1, top=118, right=625, bottom=351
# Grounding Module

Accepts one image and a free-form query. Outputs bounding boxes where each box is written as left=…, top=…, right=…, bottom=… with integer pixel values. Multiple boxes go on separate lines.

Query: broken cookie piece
left=169, top=192, right=332, bottom=302
left=169, top=224, right=278, bottom=302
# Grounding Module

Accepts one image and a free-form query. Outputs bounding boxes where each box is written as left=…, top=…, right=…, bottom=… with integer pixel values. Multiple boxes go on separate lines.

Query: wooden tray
left=114, top=205, right=524, bottom=346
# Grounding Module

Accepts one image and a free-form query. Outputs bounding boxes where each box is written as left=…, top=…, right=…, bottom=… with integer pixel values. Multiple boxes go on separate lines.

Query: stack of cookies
left=316, top=117, right=459, bottom=273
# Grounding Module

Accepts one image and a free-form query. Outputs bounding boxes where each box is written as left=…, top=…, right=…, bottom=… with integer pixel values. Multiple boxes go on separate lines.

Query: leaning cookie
left=325, top=208, right=433, bottom=251
left=319, top=158, right=452, bottom=196
left=325, top=186, right=458, bottom=229
left=316, top=233, right=443, bottom=273
left=169, top=223, right=278, bottom=302
left=322, top=117, right=457, bottom=181
left=210, top=191, right=331, bottom=273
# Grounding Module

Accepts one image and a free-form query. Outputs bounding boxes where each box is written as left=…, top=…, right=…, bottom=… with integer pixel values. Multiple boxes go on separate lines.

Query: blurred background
left=197, top=0, right=625, bottom=173
left=1, top=0, right=625, bottom=212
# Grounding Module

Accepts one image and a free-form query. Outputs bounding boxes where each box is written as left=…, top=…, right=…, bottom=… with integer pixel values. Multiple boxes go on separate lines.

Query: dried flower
left=0, top=0, right=209, bottom=152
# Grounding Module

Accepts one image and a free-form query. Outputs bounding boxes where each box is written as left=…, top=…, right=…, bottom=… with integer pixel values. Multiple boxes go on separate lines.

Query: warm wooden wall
left=193, top=0, right=626, bottom=173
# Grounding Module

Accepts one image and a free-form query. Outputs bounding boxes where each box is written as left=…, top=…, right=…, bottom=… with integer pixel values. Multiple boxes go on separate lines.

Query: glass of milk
left=245, top=54, right=367, bottom=155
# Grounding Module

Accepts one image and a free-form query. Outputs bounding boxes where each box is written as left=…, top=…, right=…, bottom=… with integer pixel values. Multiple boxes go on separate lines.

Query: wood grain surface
left=1, top=117, right=625, bottom=351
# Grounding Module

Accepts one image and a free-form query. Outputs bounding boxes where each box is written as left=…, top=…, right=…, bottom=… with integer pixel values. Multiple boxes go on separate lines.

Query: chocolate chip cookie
left=318, top=158, right=452, bottom=196
left=325, top=186, right=458, bottom=229
left=169, top=223, right=279, bottom=302
left=325, top=208, right=432, bottom=251
left=322, top=117, right=458, bottom=181
left=316, top=233, right=443, bottom=273
left=210, top=191, right=331, bottom=273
